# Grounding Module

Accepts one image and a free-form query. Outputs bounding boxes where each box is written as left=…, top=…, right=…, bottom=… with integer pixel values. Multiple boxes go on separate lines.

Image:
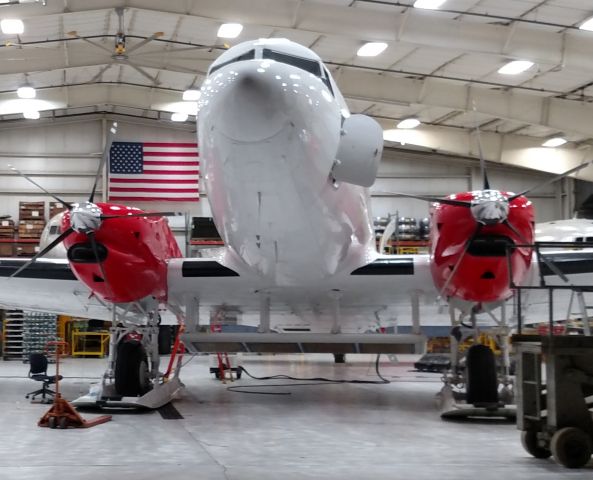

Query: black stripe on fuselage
left=0, top=260, right=76, bottom=280
left=182, top=260, right=239, bottom=277
left=351, top=258, right=414, bottom=276
left=540, top=251, right=593, bottom=276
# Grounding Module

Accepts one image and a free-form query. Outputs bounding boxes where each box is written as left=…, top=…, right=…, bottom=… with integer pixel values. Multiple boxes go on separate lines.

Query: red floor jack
left=38, top=341, right=112, bottom=429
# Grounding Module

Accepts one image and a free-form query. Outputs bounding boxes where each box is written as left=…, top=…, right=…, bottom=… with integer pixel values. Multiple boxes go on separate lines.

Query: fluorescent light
left=17, top=86, right=35, bottom=99
left=414, top=0, right=446, bottom=9
left=1, top=18, right=24, bottom=35
left=542, top=137, right=567, bottom=148
left=171, top=112, right=188, bottom=122
left=23, top=110, right=40, bottom=120
left=579, top=17, right=593, bottom=31
left=397, top=117, right=421, bottom=129
left=217, top=23, right=243, bottom=39
left=498, top=60, right=534, bottom=75
left=357, top=42, right=388, bottom=57
left=182, top=89, right=201, bottom=101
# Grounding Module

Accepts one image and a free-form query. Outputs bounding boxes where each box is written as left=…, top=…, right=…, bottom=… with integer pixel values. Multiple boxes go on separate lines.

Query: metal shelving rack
left=2, top=310, right=24, bottom=360
left=22, top=311, right=58, bottom=361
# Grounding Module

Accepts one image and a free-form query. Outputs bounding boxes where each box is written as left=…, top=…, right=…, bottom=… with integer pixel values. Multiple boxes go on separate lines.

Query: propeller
left=437, top=223, right=482, bottom=299
left=8, top=121, right=181, bottom=281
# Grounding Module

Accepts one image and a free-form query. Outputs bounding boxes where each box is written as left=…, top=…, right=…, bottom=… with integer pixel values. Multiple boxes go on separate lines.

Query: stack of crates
left=49, top=201, right=68, bottom=220
left=0, top=218, right=15, bottom=256
left=17, top=201, right=45, bottom=256
left=22, top=311, right=58, bottom=361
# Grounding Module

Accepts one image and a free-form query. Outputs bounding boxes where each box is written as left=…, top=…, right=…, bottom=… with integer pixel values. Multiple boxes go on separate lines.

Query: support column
left=258, top=292, right=271, bottom=333
left=330, top=290, right=342, bottom=334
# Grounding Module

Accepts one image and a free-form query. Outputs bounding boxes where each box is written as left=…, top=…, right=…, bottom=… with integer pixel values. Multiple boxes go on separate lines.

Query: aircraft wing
left=0, top=258, right=112, bottom=320
left=166, top=254, right=437, bottom=323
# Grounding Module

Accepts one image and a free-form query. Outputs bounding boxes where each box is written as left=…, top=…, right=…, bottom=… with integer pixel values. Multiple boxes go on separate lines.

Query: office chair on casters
left=25, top=353, right=63, bottom=403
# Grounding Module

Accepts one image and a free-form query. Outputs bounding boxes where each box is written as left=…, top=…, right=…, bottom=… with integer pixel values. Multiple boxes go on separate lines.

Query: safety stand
left=38, top=341, right=112, bottom=429
left=209, top=324, right=241, bottom=382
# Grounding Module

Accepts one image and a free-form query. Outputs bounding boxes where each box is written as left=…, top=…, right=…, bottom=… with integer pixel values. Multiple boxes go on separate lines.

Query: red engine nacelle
left=430, top=192, right=534, bottom=304
left=61, top=203, right=182, bottom=304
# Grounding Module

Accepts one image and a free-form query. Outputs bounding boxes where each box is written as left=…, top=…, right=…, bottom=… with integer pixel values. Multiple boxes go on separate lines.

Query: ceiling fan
left=67, top=7, right=164, bottom=84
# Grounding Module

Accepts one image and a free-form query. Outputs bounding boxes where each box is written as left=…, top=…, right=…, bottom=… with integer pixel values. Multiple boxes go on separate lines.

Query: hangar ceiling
left=1, top=0, right=593, bottom=178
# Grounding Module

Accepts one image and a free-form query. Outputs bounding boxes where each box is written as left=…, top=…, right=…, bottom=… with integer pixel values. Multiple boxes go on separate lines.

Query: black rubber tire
left=114, top=341, right=150, bottom=397
left=158, top=325, right=173, bottom=355
left=333, top=353, right=346, bottom=364
left=551, top=427, right=592, bottom=468
left=465, top=344, right=499, bottom=405
left=521, top=431, right=551, bottom=459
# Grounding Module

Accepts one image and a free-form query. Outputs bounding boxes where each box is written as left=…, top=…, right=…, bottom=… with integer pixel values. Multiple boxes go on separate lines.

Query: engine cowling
left=332, top=114, right=383, bottom=187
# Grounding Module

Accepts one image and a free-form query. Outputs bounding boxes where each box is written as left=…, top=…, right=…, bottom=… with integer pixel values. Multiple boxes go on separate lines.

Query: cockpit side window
left=209, top=49, right=255, bottom=75
left=261, top=48, right=322, bottom=77
left=322, top=67, right=334, bottom=96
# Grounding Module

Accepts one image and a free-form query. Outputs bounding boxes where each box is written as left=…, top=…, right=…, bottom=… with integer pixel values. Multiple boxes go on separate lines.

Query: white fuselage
left=198, top=39, right=376, bottom=286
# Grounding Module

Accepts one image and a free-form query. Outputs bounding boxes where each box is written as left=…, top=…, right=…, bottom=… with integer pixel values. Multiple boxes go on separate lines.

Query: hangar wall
left=0, top=117, right=574, bottom=226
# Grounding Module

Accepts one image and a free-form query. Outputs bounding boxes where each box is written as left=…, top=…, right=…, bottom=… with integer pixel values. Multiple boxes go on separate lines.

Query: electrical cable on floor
left=226, top=354, right=394, bottom=395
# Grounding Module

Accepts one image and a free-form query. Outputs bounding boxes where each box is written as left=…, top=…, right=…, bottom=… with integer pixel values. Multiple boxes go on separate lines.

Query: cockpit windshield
left=210, top=49, right=255, bottom=74
left=261, top=49, right=322, bottom=77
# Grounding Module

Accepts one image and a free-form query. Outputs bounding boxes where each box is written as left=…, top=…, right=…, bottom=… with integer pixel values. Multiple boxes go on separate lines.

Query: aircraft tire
left=465, top=344, right=498, bottom=405
left=158, top=325, right=173, bottom=355
left=115, top=341, right=150, bottom=397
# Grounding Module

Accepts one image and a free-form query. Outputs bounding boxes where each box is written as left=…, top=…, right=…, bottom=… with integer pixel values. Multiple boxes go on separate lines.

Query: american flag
left=108, top=142, right=199, bottom=202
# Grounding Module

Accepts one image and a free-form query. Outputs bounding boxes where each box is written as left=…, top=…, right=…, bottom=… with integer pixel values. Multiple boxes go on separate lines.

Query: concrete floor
left=0, top=353, right=591, bottom=479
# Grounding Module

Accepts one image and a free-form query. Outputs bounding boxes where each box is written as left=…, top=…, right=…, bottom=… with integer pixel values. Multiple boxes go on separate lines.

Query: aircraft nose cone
left=215, top=69, right=289, bottom=142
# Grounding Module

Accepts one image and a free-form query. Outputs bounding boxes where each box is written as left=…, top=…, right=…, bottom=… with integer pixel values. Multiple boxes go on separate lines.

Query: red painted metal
left=430, top=192, right=534, bottom=304
left=61, top=202, right=183, bottom=304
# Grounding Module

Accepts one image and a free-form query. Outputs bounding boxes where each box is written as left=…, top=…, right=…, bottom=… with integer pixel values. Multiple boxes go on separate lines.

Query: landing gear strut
left=73, top=303, right=185, bottom=409
left=437, top=305, right=515, bottom=419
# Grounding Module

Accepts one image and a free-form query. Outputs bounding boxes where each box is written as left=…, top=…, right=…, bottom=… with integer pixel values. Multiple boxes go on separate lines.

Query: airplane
left=0, top=37, right=590, bottom=413
left=0, top=38, right=433, bottom=408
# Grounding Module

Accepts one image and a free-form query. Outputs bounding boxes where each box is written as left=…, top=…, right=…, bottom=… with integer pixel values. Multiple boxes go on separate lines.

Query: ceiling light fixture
left=0, top=18, right=24, bottom=35
left=413, top=0, right=447, bottom=9
left=171, top=112, right=188, bottom=122
left=542, top=137, right=567, bottom=148
left=217, top=23, right=243, bottom=39
left=579, top=17, right=593, bottom=31
left=17, top=85, right=35, bottom=99
left=497, top=60, right=534, bottom=75
left=357, top=42, right=388, bottom=57
left=397, top=117, right=421, bottom=129
left=182, top=89, right=201, bottom=101
left=22, top=110, right=40, bottom=120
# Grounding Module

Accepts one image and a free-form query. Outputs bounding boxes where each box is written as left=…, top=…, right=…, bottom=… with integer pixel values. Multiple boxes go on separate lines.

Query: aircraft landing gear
left=437, top=306, right=515, bottom=420
left=73, top=304, right=186, bottom=409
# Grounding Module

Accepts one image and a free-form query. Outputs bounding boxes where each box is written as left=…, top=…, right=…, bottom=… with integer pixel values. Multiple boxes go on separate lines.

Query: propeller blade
left=126, top=60, right=161, bottom=84
left=69, top=33, right=115, bottom=55
left=8, top=164, right=73, bottom=208
left=124, top=32, right=164, bottom=54
left=132, top=45, right=222, bottom=56
left=507, top=161, right=592, bottom=201
left=438, top=223, right=482, bottom=299
left=374, top=191, right=472, bottom=207
left=101, top=211, right=182, bottom=219
left=89, top=64, right=113, bottom=83
left=471, top=102, right=491, bottom=190
left=504, top=219, right=571, bottom=284
left=9, top=227, right=75, bottom=278
left=89, top=121, right=118, bottom=203
left=87, top=231, right=113, bottom=297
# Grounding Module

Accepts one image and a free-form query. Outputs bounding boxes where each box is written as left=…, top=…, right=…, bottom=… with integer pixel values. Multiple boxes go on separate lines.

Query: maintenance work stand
left=513, top=335, right=593, bottom=468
